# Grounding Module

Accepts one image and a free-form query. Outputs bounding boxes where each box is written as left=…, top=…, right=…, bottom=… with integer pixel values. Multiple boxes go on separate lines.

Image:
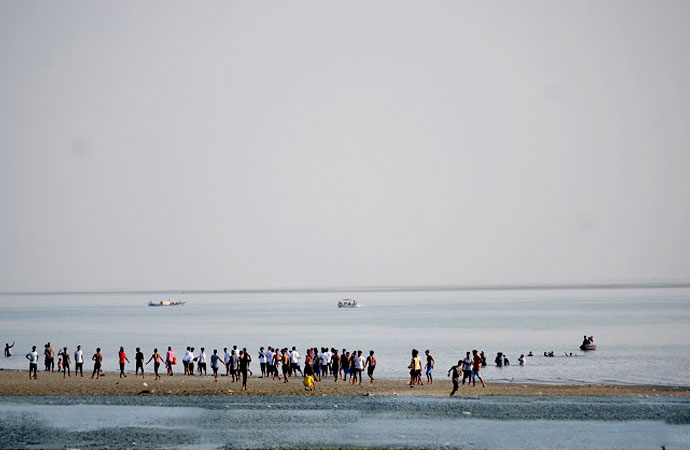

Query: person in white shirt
left=230, top=346, right=239, bottom=381
left=353, top=350, right=364, bottom=385
left=183, top=347, right=192, bottom=376
left=223, top=347, right=231, bottom=377
left=188, top=347, right=196, bottom=375
left=461, top=352, right=472, bottom=385
left=26, top=345, right=39, bottom=379
left=198, top=348, right=207, bottom=375
left=265, top=347, right=275, bottom=378
left=325, top=348, right=333, bottom=376
left=319, top=348, right=329, bottom=377
left=258, top=347, right=267, bottom=378
left=290, top=346, right=303, bottom=376
left=74, top=345, right=84, bottom=377
left=272, top=347, right=279, bottom=377
left=518, top=354, right=526, bottom=366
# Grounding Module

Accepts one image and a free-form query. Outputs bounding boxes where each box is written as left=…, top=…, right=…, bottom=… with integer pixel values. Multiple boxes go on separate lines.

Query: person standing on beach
left=331, top=349, right=340, bottom=382
left=409, top=349, right=423, bottom=386
left=5, top=341, right=14, bottom=357
left=26, top=345, right=38, bottom=379
left=49, top=343, right=56, bottom=372
left=239, top=349, right=251, bottom=391
left=231, top=347, right=240, bottom=381
left=342, top=351, right=350, bottom=382
left=258, top=347, right=267, bottom=378
left=282, top=348, right=290, bottom=382
left=183, top=347, right=191, bottom=375
left=91, top=348, right=102, bottom=379
left=304, top=349, right=314, bottom=378
left=188, top=347, right=196, bottom=375
left=211, top=349, right=220, bottom=381
left=118, top=346, right=130, bottom=378
left=43, top=344, right=51, bottom=371
left=350, top=350, right=364, bottom=385
left=198, top=347, right=207, bottom=376
left=146, top=348, right=162, bottom=380
left=366, top=351, right=376, bottom=383
left=340, top=348, right=347, bottom=380
left=223, top=347, right=231, bottom=377
left=425, top=350, right=435, bottom=384
left=266, top=347, right=275, bottom=379
left=135, top=347, right=145, bottom=378
left=165, top=346, right=175, bottom=376
left=471, top=349, right=486, bottom=388
left=74, top=345, right=84, bottom=377
left=461, top=352, right=472, bottom=385
left=58, top=347, right=71, bottom=378
left=45, top=343, right=55, bottom=372
left=271, top=348, right=280, bottom=380
left=290, top=346, right=303, bottom=377
left=320, top=347, right=329, bottom=379
left=447, top=360, right=462, bottom=397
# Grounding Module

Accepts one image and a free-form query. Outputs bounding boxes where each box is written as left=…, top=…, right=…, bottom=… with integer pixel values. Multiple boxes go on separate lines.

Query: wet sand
left=1, top=369, right=688, bottom=397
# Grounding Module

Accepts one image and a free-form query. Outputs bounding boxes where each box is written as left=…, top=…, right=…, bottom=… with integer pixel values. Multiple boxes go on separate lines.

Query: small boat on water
left=337, top=298, right=360, bottom=308
left=580, top=335, right=596, bottom=351
left=148, top=300, right=186, bottom=307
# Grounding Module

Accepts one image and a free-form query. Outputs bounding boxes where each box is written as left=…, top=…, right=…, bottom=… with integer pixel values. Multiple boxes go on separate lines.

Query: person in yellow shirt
left=408, top=349, right=423, bottom=386
left=303, top=374, right=315, bottom=391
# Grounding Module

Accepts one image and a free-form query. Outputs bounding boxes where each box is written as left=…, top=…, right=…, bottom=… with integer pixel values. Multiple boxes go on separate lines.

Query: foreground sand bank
left=0, top=370, right=688, bottom=397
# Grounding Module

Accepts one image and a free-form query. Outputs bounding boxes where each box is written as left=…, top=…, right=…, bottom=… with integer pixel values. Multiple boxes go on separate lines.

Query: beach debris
left=462, top=411, right=471, bottom=416
left=138, top=389, right=151, bottom=395
left=143, top=382, right=148, bottom=387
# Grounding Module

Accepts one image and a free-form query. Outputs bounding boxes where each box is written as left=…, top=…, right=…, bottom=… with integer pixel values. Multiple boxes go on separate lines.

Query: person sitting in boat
left=582, top=335, right=590, bottom=347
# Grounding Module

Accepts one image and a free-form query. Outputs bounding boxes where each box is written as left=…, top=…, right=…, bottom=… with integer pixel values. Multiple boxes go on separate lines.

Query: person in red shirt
left=471, top=349, right=486, bottom=388
left=118, top=346, right=130, bottom=378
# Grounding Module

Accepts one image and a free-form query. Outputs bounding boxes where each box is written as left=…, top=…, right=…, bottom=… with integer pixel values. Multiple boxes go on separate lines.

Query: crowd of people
left=16, top=341, right=569, bottom=396
left=21, top=342, right=377, bottom=391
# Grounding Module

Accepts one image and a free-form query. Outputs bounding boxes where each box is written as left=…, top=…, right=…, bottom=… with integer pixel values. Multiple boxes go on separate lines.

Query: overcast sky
left=1, top=1, right=689, bottom=292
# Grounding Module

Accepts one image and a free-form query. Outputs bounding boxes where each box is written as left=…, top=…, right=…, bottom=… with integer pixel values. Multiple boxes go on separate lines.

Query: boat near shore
left=338, top=298, right=360, bottom=308
left=148, top=300, right=186, bottom=307
left=580, top=343, right=597, bottom=351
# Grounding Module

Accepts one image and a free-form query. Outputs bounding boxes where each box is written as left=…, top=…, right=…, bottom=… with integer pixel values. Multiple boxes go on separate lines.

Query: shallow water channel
left=1, top=395, right=689, bottom=449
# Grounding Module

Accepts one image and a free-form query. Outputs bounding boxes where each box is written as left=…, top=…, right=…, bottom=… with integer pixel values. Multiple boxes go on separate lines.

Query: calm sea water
left=1, top=396, right=689, bottom=449
left=1, top=288, right=689, bottom=385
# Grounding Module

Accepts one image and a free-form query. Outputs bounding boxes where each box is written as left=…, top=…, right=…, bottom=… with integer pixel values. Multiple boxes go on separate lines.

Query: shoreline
left=1, top=369, right=688, bottom=397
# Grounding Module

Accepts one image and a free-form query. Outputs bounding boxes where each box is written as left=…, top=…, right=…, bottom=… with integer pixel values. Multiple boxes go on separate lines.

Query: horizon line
left=2, top=280, right=690, bottom=296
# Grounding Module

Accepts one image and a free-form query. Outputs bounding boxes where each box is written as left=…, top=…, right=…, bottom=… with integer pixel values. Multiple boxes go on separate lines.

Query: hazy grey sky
left=1, top=1, right=689, bottom=291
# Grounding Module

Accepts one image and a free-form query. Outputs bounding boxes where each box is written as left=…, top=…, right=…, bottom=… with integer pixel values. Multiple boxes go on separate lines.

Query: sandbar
left=0, top=369, right=687, bottom=397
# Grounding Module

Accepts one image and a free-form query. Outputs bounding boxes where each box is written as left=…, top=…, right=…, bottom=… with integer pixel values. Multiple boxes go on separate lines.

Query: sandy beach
left=1, top=369, right=687, bottom=397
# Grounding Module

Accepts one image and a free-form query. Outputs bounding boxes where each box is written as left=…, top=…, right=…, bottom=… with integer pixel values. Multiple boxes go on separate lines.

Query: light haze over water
left=2, top=287, right=689, bottom=385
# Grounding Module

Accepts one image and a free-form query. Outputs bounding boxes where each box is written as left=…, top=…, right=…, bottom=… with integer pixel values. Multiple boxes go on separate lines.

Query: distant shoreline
left=0, top=370, right=688, bottom=397
left=2, top=280, right=690, bottom=296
